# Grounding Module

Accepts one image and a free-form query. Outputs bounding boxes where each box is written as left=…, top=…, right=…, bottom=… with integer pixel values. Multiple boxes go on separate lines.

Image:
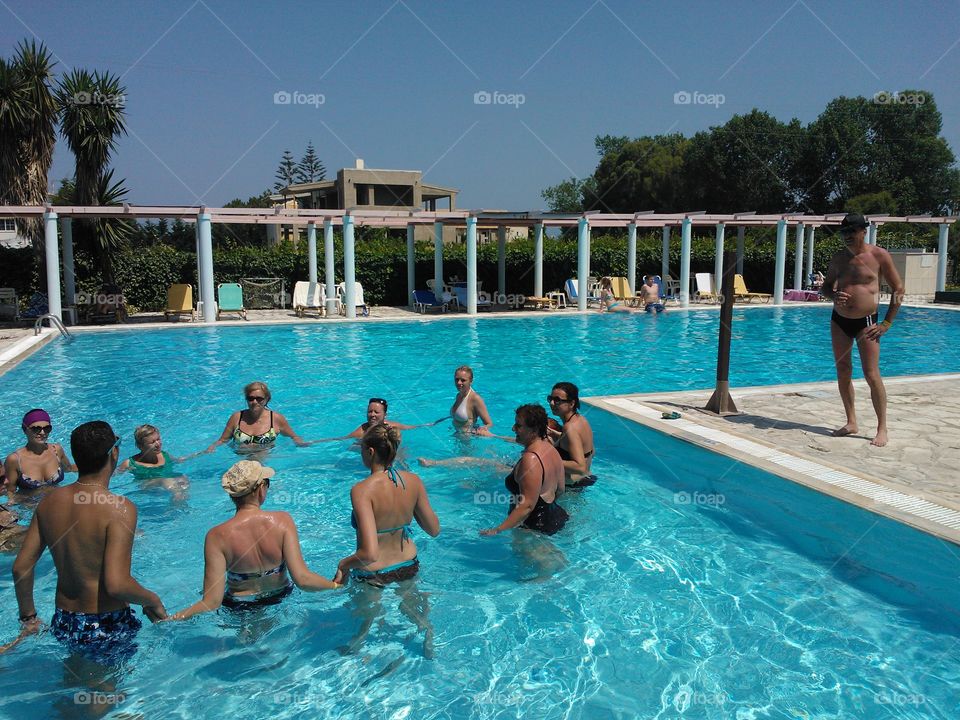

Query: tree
left=541, top=177, right=590, bottom=213
left=274, top=150, right=297, bottom=191
left=594, top=134, right=630, bottom=158
left=0, top=40, right=58, bottom=251
left=296, top=141, right=325, bottom=183
left=588, top=133, right=690, bottom=212
left=683, top=110, right=804, bottom=213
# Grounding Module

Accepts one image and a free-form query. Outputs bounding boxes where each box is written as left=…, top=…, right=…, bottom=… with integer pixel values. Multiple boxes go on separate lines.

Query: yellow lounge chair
left=610, top=277, right=642, bottom=306
left=734, top=275, right=772, bottom=304
left=164, top=284, right=195, bottom=321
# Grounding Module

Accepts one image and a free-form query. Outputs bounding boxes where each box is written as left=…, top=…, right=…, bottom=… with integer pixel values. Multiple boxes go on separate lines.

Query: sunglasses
left=28, top=424, right=53, bottom=434
left=246, top=395, right=266, bottom=403
left=110, top=436, right=122, bottom=453
left=368, top=398, right=388, bottom=409
left=546, top=395, right=571, bottom=404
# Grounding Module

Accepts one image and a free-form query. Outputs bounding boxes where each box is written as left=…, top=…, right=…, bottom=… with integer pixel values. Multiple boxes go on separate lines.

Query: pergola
left=2, top=205, right=954, bottom=322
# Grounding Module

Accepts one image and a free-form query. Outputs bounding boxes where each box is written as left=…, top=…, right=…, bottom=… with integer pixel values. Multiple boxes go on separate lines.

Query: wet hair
left=515, top=404, right=549, bottom=439
left=71, top=421, right=117, bottom=474
left=361, top=422, right=401, bottom=465
left=600, top=277, right=613, bottom=290
left=244, top=381, right=271, bottom=404
left=134, top=424, right=159, bottom=449
left=552, top=382, right=580, bottom=411
left=454, top=365, right=474, bottom=381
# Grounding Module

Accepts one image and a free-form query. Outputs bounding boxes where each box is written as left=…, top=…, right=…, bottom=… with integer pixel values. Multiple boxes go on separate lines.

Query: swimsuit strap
left=386, top=465, right=405, bottom=489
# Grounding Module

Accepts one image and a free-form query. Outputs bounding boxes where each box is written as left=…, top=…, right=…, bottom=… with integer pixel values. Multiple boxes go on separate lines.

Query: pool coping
left=585, top=375, right=960, bottom=547
left=0, top=329, right=57, bottom=374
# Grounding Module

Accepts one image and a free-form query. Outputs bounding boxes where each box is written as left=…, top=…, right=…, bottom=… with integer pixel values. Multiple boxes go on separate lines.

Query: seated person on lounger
left=639, top=275, right=665, bottom=313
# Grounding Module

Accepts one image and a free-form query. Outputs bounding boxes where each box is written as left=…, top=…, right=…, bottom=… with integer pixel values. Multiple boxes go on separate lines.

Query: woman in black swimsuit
left=480, top=404, right=568, bottom=536
left=547, top=382, right=596, bottom=488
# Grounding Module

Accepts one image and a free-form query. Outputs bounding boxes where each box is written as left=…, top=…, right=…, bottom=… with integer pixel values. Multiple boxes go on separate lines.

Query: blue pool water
left=1, top=306, right=959, bottom=719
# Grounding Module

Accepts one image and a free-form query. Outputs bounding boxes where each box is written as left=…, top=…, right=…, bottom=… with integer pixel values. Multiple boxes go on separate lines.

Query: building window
left=0, top=218, right=15, bottom=232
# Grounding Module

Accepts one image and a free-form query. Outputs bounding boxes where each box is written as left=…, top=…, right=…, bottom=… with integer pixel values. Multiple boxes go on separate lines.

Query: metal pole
left=534, top=223, right=544, bottom=298
left=736, top=226, right=745, bottom=275
left=704, top=251, right=739, bottom=415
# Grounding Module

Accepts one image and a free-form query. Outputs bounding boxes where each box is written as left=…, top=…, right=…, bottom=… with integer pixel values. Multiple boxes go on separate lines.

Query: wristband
left=19, top=613, right=37, bottom=623
left=880, top=320, right=892, bottom=329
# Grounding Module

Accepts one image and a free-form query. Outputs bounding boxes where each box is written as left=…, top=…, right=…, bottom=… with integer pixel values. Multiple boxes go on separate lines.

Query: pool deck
left=586, top=373, right=960, bottom=545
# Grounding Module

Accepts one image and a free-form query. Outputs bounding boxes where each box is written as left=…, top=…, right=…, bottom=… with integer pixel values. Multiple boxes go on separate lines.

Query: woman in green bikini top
left=206, top=381, right=311, bottom=454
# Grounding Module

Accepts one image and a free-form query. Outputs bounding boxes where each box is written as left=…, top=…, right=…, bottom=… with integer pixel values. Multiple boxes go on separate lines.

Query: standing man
left=821, top=213, right=904, bottom=447
left=13, top=421, right=166, bottom=662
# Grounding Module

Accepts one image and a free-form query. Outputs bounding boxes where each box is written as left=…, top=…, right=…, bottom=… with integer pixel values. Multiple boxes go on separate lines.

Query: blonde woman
left=449, top=366, right=493, bottom=434
left=117, top=425, right=196, bottom=501
left=207, top=381, right=309, bottom=453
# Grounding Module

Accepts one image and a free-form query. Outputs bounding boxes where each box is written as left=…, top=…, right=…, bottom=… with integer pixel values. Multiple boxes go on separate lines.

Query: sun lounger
left=412, top=289, right=447, bottom=313
left=337, top=282, right=369, bottom=317
left=694, top=273, right=720, bottom=303
left=0, top=288, right=19, bottom=321
left=564, top=278, right=601, bottom=307
left=610, top=277, right=642, bottom=306
left=453, top=286, right=493, bottom=311
left=217, top=283, right=247, bottom=320
left=163, top=284, right=195, bottom=322
left=293, top=281, right=326, bottom=317
left=523, top=295, right=558, bottom=310
left=734, top=275, right=772, bottom=304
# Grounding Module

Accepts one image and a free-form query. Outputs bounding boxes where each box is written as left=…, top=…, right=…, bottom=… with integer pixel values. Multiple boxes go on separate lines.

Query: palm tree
left=0, top=40, right=58, bottom=251
left=57, top=69, right=128, bottom=282
left=57, top=69, right=127, bottom=205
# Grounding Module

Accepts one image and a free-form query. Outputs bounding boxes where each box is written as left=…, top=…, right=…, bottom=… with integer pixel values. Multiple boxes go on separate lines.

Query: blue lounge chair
left=217, top=283, right=247, bottom=320
left=564, top=278, right=601, bottom=307
left=453, top=286, right=492, bottom=311
left=412, top=290, right=447, bottom=314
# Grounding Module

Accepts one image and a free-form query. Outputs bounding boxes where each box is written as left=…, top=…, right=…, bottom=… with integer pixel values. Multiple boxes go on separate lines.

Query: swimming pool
left=1, top=306, right=959, bottom=719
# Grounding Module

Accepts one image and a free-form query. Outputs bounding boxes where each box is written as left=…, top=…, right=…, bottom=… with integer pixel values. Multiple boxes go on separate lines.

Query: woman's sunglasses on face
left=546, top=395, right=570, bottom=405
left=27, top=425, right=52, bottom=434
left=246, top=396, right=266, bottom=403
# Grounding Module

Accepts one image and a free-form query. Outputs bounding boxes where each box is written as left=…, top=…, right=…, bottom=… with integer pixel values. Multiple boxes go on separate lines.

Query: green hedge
left=0, top=225, right=943, bottom=312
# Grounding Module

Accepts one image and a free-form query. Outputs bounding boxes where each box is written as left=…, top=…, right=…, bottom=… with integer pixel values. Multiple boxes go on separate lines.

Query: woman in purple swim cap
left=2, top=409, right=76, bottom=503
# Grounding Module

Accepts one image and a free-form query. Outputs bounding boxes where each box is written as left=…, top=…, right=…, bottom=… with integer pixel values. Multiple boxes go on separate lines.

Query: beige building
left=270, top=160, right=460, bottom=243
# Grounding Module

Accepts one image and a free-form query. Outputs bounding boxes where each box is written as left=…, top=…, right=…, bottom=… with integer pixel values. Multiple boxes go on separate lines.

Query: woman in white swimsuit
left=450, top=366, right=493, bottom=435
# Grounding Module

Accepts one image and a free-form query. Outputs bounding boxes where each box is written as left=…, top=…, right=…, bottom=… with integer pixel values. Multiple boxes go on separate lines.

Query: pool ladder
left=34, top=314, right=72, bottom=339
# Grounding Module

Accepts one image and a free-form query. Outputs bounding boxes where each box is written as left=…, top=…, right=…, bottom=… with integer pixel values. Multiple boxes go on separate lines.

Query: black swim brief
left=831, top=310, right=878, bottom=340
left=567, top=474, right=597, bottom=489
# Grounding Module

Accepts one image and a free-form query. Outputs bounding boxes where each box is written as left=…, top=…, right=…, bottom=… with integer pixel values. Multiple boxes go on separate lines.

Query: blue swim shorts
left=51, top=607, right=142, bottom=663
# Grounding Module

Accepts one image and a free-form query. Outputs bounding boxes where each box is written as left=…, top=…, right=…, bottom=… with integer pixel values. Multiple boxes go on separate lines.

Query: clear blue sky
left=4, top=0, right=958, bottom=210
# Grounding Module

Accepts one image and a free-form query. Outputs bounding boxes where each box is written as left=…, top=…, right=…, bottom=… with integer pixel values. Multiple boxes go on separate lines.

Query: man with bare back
left=821, top=213, right=904, bottom=447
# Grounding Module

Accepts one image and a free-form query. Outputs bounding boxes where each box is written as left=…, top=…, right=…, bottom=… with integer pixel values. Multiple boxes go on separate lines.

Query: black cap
left=839, top=213, right=869, bottom=232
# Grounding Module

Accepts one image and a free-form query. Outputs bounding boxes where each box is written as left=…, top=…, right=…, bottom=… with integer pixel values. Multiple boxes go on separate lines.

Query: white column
left=497, top=225, right=506, bottom=299
left=406, top=223, right=415, bottom=307
left=627, top=223, right=637, bottom=294
left=577, top=217, right=590, bottom=311
left=937, top=223, right=949, bottom=292
left=773, top=219, right=787, bottom=306
left=736, top=226, right=745, bottom=275
left=43, top=211, right=62, bottom=321
left=198, top=212, right=215, bottom=322
left=534, top=223, right=544, bottom=298
left=867, top=223, right=877, bottom=246
left=343, top=214, right=356, bottom=319
left=793, top=223, right=804, bottom=290
left=307, top=222, right=317, bottom=284
left=466, top=216, right=478, bottom=315
left=661, top=226, right=670, bottom=279
left=433, top=221, right=443, bottom=299
left=679, top=218, right=691, bottom=308
left=324, top=219, right=336, bottom=316
left=713, top=223, right=725, bottom=293
left=61, top=218, right=75, bottom=307
left=194, top=222, right=203, bottom=310
left=805, top=226, right=815, bottom=281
